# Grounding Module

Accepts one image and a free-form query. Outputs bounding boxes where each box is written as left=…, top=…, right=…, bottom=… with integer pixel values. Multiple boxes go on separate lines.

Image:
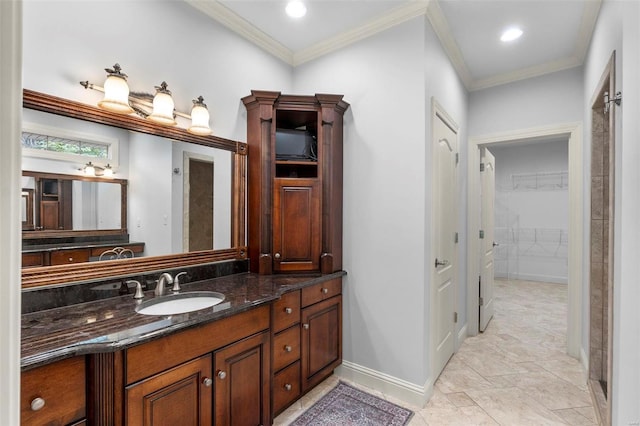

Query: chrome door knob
left=285, top=307, right=293, bottom=314
left=274, top=253, right=281, bottom=259
left=434, top=258, right=449, bottom=267
left=284, top=345, right=292, bottom=352
left=303, top=324, right=309, bottom=330
left=322, top=288, right=328, bottom=294
left=217, top=370, right=227, bottom=380
left=202, top=377, right=213, bottom=387
left=284, top=383, right=292, bottom=391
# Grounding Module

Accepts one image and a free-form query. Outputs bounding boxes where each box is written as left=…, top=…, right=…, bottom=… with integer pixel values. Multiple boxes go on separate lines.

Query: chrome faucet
left=155, top=273, right=174, bottom=296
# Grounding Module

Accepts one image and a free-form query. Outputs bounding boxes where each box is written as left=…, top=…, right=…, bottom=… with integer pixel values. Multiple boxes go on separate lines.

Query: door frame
left=429, top=98, right=460, bottom=379
left=466, top=122, right=583, bottom=358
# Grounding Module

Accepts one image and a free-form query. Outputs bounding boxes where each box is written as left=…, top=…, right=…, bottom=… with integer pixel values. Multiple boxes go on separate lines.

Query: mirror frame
left=21, top=89, right=247, bottom=289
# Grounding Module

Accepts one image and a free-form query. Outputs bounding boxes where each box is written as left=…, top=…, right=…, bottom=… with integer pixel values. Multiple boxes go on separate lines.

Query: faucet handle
left=127, top=280, right=144, bottom=299
left=173, top=272, right=187, bottom=292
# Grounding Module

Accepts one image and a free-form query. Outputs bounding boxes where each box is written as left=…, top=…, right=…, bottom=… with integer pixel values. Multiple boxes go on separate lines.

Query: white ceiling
left=186, top=0, right=602, bottom=91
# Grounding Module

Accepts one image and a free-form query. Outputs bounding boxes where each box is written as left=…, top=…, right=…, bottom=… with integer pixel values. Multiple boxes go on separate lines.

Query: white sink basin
left=135, top=291, right=225, bottom=316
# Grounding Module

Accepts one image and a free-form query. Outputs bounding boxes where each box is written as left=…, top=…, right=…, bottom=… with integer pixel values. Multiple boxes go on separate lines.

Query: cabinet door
left=126, top=354, right=212, bottom=426
left=40, top=200, right=60, bottom=230
left=273, top=178, right=321, bottom=272
left=214, top=331, right=270, bottom=426
left=301, top=295, right=342, bottom=391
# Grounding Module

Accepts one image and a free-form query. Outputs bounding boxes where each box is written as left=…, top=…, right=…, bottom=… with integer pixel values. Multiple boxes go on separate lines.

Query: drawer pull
left=284, top=383, right=292, bottom=391
left=285, top=307, right=293, bottom=314
left=322, top=288, right=328, bottom=294
left=30, top=397, right=45, bottom=411
left=303, top=324, right=309, bottom=330
left=217, top=370, right=227, bottom=380
left=68, top=257, right=74, bottom=262
left=284, top=345, right=292, bottom=352
left=202, top=377, right=213, bottom=387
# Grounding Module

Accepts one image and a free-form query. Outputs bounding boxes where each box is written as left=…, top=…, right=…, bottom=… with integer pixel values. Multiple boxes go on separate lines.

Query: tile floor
left=274, top=279, right=597, bottom=425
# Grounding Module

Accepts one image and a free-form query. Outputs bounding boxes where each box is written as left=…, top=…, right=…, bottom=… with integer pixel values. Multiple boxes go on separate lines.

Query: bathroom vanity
left=19, top=89, right=348, bottom=425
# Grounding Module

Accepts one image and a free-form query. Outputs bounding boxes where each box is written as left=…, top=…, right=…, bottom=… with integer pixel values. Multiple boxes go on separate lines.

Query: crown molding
left=293, top=1, right=429, bottom=66
left=185, top=0, right=294, bottom=65
left=574, top=0, right=602, bottom=64
left=426, top=0, right=473, bottom=88
left=470, top=55, right=583, bottom=91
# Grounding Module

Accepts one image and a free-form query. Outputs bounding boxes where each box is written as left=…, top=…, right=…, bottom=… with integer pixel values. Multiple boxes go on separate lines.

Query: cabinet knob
left=30, top=397, right=45, bottom=411
left=284, top=383, right=292, bottom=391
left=202, top=377, right=213, bottom=387
left=284, top=345, right=292, bottom=352
left=322, top=288, right=328, bottom=294
left=303, top=324, right=309, bottom=330
left=217, top=370, right=227, bottom=380
left=284, top=307, right=293, bottom=314
left=274, top=253, right=281, bottom=260
left=68, top=257, right=73, bottom=262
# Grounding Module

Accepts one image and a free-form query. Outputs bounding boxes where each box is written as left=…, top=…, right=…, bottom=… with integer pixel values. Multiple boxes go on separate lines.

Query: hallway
left=276, top=279, right=596, bottom=425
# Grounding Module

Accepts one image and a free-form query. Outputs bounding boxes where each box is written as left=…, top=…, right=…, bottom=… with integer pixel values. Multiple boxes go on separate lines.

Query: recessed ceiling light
left=500, top=27, right=523, bottom=42
left=285, top=1, right=307, bottom=18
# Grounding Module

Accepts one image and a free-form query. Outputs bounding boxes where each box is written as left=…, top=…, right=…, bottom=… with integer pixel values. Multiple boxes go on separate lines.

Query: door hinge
left=454, top=312, right=458, bottom=323
left=455, top=153, right=459, bottom=165
left=454, top=232, right=459, bottom=243
left=480, top=162, right=485, bottom=172
left=479, top=297, right=484, bottom=306
left=479, top=229, right=485, bottom=239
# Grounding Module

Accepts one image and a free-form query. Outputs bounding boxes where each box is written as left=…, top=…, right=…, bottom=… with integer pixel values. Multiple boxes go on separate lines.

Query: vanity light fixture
left=84, top=161, right=96, bottom=176
left=285, top=0, right=307, bottom=18
left=500, top=27, right=523, bottom=42
left=80, top=63, right=212, bottom=135
left=82, top=162, right=114, bottom=178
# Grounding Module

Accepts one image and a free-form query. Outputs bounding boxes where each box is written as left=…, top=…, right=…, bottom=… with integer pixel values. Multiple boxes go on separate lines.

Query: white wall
left=22, top=0, right=293, bottom=143
left=583, top=0, right=640, bottom=423
left=469, top=67, right=584, bottom=137
left=0, top=0, right=22, bottom=423
left=491, top=141, right=569, bottom=283
left=293, top=15, right=468, bottom=399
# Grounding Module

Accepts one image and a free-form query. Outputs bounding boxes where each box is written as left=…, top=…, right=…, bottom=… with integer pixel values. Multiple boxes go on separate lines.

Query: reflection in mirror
left=21, top=89, right=246, bottom=289
left=21, top=189, right=34, bottom=230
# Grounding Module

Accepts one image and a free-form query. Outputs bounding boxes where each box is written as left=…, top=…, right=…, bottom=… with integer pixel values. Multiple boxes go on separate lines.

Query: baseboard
left=580, top=346, right=589, bottom=383
left=456, top=322, right=467, bottom=351
left=495, top=272, right=568, bottom=284
left=335, top=360, right=433, bottom=408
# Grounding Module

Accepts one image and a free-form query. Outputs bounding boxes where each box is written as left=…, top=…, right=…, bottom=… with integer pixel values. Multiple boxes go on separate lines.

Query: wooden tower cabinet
left=242, top=91, right=349, bottom=274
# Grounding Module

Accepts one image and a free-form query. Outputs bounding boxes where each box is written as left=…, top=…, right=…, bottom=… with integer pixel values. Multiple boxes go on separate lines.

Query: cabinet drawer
left=301, top=278, right=341, bottom=307
left=273, top=290, right=300, bottom=333
left=273, top=361, right=301, bottom=415
left=22, top=252, right=44, bottom=268
left=273, top=325, right=300, bottom=372
left=21, top=356, right=86, bottom=426
left=50, top=249, right=90, bottom=265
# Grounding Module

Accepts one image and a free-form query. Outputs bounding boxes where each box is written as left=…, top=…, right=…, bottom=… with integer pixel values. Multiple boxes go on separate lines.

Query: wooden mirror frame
left=21, top=89, right=247, bottom=288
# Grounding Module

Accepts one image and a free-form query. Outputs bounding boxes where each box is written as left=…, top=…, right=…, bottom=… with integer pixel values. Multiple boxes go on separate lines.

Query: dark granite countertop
left=22, top=240, right=145, bottom=253
left=21, top=271, right=345, bottom=371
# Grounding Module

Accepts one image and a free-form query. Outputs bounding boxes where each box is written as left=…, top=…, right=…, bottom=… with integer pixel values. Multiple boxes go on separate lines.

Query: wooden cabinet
left=126, top=355, right=212, bottom=426
left=301, top=279, right=342, bottom=392
left=214, top=331, right=270, bottom=426
left=36, top=177, right=72, bottom=231
left=21, top=356, right=86, bottom=426
left=122, top=305, right=270, bottom=426
left=243, top=91, right=349, bottom=274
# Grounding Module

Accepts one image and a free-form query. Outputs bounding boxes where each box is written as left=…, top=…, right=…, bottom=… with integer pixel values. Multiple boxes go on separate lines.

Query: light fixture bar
left=80, top=64, right=212, bottom=135
left=80, top=81, right=192, bottom=120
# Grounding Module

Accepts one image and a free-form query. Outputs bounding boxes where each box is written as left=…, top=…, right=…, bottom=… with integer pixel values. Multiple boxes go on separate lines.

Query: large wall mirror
left=21, top=89, right=247, bottom=288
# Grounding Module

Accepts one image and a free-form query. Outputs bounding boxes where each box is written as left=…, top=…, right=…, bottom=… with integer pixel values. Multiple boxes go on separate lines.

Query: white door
left=433, top=110, right=458, bottom=378
left=479, top=147, right=495, bottom=332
